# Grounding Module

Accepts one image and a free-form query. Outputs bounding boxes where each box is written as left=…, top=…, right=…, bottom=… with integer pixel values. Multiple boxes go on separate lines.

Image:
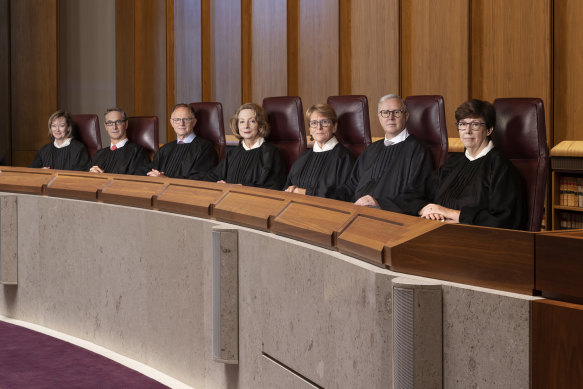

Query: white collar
left=466, top=140, right=494, bottom=161
left=111, top=138, right=129, bottom=149
left=313, top=136, right=339, bottom=153
left=178, top=132, right=196, bottom=144
left=242, top=137, right=265, bottom=151
left=54, top=138, right=72, bottom=149
left=384, top=129, right=409, bottom=146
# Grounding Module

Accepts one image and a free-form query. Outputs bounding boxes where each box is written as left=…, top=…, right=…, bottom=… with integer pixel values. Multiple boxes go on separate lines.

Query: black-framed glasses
left=456, top=121, right=485, bottom=131
left=105, top=119, right=127, bottom=127
left=379, top=109, right=406, bottom=118
left=309, top=119, right=333, bottom=128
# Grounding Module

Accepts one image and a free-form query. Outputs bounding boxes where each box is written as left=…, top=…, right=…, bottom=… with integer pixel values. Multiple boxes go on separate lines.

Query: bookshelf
left=550, top=141, right=583, bottom=230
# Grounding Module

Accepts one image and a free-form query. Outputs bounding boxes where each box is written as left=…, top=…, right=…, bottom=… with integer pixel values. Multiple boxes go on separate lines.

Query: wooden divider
left=46, top=173, right=112, bottom=201
left=0, top=167, right=54, bottom=195
left=153, top=181, right=227, bottom=218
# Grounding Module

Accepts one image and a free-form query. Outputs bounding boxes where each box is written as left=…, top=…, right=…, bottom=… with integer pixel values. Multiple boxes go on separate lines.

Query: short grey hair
left=104, top=107, right=127, bottom=120
left=378, top=94, right=408, bottom=113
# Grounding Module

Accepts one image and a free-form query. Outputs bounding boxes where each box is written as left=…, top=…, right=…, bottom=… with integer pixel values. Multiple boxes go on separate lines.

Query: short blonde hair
left=229, top=103, right=270, bottom=139
left=47, top=110, right=73, bottom=140
left=305, top=104, right=338, bottom=128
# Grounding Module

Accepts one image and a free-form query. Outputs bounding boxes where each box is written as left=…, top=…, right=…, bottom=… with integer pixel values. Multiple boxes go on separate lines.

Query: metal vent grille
left=393, top=287, right=414, bottom=389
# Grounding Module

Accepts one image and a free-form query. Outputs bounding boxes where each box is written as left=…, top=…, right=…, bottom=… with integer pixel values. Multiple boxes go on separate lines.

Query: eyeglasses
left=171, top=117, right=195, bottom=124
left=105, top=119, right=127, bottom=127
left=309, top=119, right=333, bottom=128
left=379, top=109, right=406, bottom=118
left=456, top=121, right=486, bottom=131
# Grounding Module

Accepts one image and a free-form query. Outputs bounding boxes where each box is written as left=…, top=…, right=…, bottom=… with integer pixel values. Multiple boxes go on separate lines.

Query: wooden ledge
left=550, top=141, right=583, bottom=157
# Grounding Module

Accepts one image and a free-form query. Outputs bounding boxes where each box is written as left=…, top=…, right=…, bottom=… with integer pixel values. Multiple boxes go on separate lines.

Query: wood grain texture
left=348, top=0, right=399, bottom=138
left=401, top=0, right=468, bottom=138
left=10, top=0, right=58, bottom=166
left=98, top=177, right=167, bottom=208
left=115, top=0, right=136, bottom=115
left=554, top=0, right=583, bottom=143
left=298, top=0, right=339, bottom=112
left=471, top=0, right=552, bottom=144
left=166, top=0, right=175, bottom=134
left=46, top=174, right=112, bottom=201
left=201, top=0, right=212, bottom=102
left=154, top=182, right=226, bottom=218
left=532, top=299, right=583, bottom=388
left=286, top=0, right=299, bottom=96
left=390, top=223, right=535, bottom=294
left=0, top=0, right=9, bottom=165
left=214, top=189, right=288, bottom=231
left=536, top=232, right=583, bottom=301
left=241, top=0, right=252, bottom=103
left=0, top=168, right=53, bottom=195
left=251, top=0, right=287, bottom=103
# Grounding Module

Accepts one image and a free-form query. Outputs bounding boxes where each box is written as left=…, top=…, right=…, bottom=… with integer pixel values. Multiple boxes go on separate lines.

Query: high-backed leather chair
left=189, top=102, right=226, bottom=161
left=404, top=95, right=449, bottom=169
left=493, top=98, right=549, bottom=232
left=126, top=116, right=159, bottom=160
left=71, top=114, right=102, bottom=157
left=263, top=96, right=307, bottom=171
left=326, top=95, right=372, bottom=157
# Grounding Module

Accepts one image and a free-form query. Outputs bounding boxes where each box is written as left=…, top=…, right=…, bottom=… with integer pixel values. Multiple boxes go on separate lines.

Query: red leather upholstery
left=262, top=96, right=307, bottom=171
left=71, top=114, right=102, bottom=157
left=126, top=116, right=159, bottom=160
left=493, top=98, right=549, bottom=232
left=327, top=95, right=372, bottom=157
left=404, top=95, right=449, bottom=169
left=189, top=102, right=226, bottom=161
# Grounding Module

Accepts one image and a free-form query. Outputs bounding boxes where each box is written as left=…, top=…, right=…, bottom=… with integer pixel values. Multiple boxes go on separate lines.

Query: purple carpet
left=0, top=320, right=169, bottom=389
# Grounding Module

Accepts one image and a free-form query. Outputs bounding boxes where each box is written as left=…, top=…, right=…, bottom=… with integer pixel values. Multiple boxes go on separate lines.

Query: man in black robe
left=88, top=108, right=149, bottom=175
left=147, top=104, right=217, bottom=179
left=337, top=94, right=433, bottom=212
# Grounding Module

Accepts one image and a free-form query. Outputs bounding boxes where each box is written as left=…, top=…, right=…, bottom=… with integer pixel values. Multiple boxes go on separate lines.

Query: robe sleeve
left=129, top=147, right=151, bottom=175
left=256, top=145, right=286, bottom=190
left=30, top=147, right=46, bottom=168
left=187, top=141, right=218, bottom=180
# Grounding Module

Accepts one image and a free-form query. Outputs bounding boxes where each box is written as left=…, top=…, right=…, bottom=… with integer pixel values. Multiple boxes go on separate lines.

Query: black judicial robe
left=150, top=137, right=218, bottom=180
left=30, top=139, right=89, bottom=171
left=205, top=142, right=286, bottom=190
left=284, top=142, right=354, bottom=198
left=89, top=142, right=150, bottom=175
left=337, top=135, right=433, bottom=212
left=399, top=147, right=526, bottom=229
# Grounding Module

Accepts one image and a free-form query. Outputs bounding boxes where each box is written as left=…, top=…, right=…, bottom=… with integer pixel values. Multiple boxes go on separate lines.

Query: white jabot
left=384, top=129, right=409, bottom=146
left=54, top=138, right=72, bottom=149
left=178, top=132, right=196, bottom=144
left=242, top=137, right=265, bottom=151
left=466, top=140, right=494, bottom=161
left=313, top=136, right=338, bottom=153
left=111, top=138, right=129, bottom=149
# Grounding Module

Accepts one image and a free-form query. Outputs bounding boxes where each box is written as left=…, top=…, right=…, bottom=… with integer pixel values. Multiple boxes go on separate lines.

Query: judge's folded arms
left=284, top=103, right=354, bottom=198
left=30, top=110, right=90, bottom=171
left=398, top=99, right=527, bottom=230
left=204, top=103, right=286, bottom=189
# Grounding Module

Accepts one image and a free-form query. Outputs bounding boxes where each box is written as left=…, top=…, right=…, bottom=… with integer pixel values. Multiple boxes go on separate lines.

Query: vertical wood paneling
left=201, top=0, right=211, bottom=102
left=0, top=0, right=11, bottom=164
left=11, top=0, right=58, bottom=166
left=298, top=0, right=339, bottom=113
left=402, top=0, right=468, bottom=138
left=241, top=0, right=252, bottom=103
left=349, top=0, right=400, bottom=137
left=251, top=0, right=287, bottom=104
left=115, top=0, right=136, bottom=116
left=173, top=1, right=201, bottom=103
left=166, top=0, right=175, bottom=138
left=286, top=0, right=299, bottom=96
left=471, top=0, right=552, bottom=143
left=338, top=0, right=351, bottom=95
left=554, top=1, right=583, bottom=143
left=212, top=0, right=242, bottom=133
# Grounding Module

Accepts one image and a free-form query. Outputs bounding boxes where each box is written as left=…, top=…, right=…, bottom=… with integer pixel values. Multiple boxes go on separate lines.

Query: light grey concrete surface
left=0, top=193, right=536, bottom=388
left=0, top=195, right=18, bottom=284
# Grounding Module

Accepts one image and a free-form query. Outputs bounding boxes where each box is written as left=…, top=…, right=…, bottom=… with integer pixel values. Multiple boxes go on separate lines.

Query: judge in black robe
left=205, top=102, right=286, bottom=189
left=30, top=109, right=90, bottom=171
left=284, top=103, right=354, bottom=198
left=147, top=104, right=218, bottom=180
left=399, top=99, right=526, bottom=230
left=89, top=141, right=150, bottom=175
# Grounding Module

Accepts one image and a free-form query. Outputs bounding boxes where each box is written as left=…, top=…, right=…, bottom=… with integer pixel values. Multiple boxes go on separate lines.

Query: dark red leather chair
left=189, top=102, right=226, bottom=161
left=493, top=98, right=549, bottom=232
left=71, top=114, right=102, bottom=157
left=404, top=95, right=449, bottom=169
left=263, top=96, right=307, bottom=171
left=326, top=95, right=372, bottom=157
left=126, top=116, right=159, bottom=160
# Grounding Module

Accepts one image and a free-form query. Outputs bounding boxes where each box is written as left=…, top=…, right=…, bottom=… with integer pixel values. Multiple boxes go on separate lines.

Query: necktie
left=111, top=145, right=117, bottom=151
left=178, top=140, right=184, bottom=144
left=384, top=140, right=393, bottom=147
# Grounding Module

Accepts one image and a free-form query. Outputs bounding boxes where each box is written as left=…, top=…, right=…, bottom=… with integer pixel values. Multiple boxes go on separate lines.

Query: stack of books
left=559, top=176, right=583, bottom=208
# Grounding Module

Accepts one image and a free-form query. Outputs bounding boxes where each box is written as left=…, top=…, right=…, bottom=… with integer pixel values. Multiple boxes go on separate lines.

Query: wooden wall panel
left=298, top=0, right=339, bottom=114
left=554, top=1, right=583, bottom=143
left=471, top=0, right=552, bottom=144
left=251, top=0, right=287, bottom=105
left=173, top=0, right=202, bottom=107
left=0, top=0, right=10, bottom=164
left=10, top=0, right=58, bottom=166
left=402, top=0, right=468, bottom=138
left=211, top=0, right=241, bottom=134
left=349, top=0, right=400, bottom=138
